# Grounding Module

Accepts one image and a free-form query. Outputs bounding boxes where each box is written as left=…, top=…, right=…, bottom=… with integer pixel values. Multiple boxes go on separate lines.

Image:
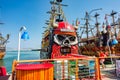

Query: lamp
left=111, top=39, right=118, bottom=45
left=17, top=26, right=29, bottom=61
left=21, top=31, right=29, bottom=40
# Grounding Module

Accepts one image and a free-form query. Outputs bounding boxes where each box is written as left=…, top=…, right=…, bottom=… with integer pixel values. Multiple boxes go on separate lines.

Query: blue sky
left=0, top=0, right=120, bottom=50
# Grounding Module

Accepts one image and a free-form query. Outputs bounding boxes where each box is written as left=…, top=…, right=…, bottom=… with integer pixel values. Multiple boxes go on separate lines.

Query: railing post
left=62, top=60, right=65, bottom=80
left=75, top=59, right=79, bottom=80
left=95, top=57, right=101, bottom=80
left=12, top=60, right=17, bottom=80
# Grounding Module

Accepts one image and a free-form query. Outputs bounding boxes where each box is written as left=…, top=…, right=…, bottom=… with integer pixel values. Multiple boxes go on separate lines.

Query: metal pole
left=107, top=38, right=113, bottom=65
left=17, top=26, right=27, bottom=61
left=17, top=31, right=21, bottom=61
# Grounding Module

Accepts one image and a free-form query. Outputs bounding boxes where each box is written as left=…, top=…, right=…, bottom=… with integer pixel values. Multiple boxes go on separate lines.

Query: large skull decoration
left=54, top=34, right=78, bottom=46
left=52, top=22, right=78, bottom=55
left=53, top=22, right=78, bottom=47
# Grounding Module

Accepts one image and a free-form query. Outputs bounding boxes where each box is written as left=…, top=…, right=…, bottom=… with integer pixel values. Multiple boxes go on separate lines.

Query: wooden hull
left=0, top=52, right=5, bottom=59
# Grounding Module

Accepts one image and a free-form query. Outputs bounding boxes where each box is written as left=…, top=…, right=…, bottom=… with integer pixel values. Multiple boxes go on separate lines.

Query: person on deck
left=99, top=50, right=107, bottom=69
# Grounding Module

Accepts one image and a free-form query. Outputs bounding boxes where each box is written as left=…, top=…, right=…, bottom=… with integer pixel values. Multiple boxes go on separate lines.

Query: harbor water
left=0, top=51, right=40, bottom=73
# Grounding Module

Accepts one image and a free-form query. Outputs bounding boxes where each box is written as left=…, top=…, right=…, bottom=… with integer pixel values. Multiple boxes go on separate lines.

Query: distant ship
left=0, top=20, right=9, bottom=59
left=0, top=7, right=9, bottom=59
left=0, top=33, right=9, bottom=59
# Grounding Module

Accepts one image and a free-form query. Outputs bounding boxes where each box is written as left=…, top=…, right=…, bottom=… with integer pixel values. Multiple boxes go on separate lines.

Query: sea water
left=0, top=51, right=40, bottom=73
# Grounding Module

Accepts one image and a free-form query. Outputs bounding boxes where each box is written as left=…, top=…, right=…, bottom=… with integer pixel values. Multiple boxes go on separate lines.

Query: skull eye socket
left=57, top=35, right=65, bottom=41
left=69, top=36, right=76, bottom=41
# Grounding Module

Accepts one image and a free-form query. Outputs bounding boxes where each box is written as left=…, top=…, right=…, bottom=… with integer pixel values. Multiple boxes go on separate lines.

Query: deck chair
left=116, top=60, right=120, bottom=77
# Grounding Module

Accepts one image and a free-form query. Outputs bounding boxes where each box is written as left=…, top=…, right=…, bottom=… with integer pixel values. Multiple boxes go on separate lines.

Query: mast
left=48, top=0, right=67, bottom=25
left=0, top=6, right=3, bottom=24
left=94, top=12, right=100, bottom=36
left=85, top=12, right=89, bottom=41
left=81, top=8, right=102, bottom=43
left=0, top=7, right=9, bottom=46
left=110, top=10, right=117, bottom=37
left=0, top=7, right=4, bottom=45
left=118, top=17, right=120, bottom=31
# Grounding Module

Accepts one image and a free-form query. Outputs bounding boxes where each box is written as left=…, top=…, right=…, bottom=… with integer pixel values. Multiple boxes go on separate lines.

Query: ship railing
left=11, top=56, right=120, bottom=80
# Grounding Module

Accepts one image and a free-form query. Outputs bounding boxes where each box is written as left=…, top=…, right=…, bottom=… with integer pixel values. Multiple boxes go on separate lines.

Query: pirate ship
left=0, top=26, right=9, bottom=59
left=40, top=0, right=80, bottom=59
left=79, top=10, right=120, bottom=57
left=0, top=12, right=9, bottom=59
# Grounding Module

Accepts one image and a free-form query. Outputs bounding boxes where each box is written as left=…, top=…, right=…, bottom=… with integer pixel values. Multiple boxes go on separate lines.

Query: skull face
left=54, top=34, right=78, bottom=46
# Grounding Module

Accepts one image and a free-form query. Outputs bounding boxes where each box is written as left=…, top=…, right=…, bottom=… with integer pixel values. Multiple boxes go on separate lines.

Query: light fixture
left=17, top=26, right=29, bottom=61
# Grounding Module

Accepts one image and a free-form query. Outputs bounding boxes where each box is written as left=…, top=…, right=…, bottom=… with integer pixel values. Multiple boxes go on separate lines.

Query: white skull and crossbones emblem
left=54, top=34, right=78, bottom=46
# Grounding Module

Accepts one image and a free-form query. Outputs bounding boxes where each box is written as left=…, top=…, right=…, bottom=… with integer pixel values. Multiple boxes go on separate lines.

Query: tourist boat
left=40, top=0, right=80, bottom=59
